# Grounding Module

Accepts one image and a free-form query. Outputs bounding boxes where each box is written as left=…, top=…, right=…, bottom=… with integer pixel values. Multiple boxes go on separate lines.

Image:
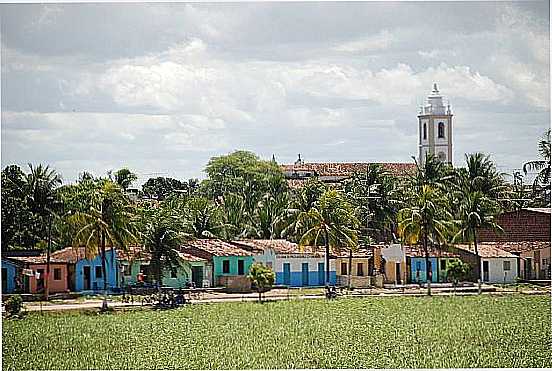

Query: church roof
left=281, top=162, right=415, bottom=178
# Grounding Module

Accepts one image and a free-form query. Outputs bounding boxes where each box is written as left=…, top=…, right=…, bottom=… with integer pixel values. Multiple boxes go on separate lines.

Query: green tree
left=139, top=204, right=185, bottom=288
left=344, top=164, right=400, bottom=243
left=398, top=185, right=451, bottom=294
left=248, top=262, right=275, bottom=302
left=182, top=196, right=224, bottom=238
left=523, top=129, right=551, bottom=206
left=69, top=179, right=136, bottom=310
left=451, top=190, right=502, bottom=281
left=142, top=177, right=186, bottom=200
left=110, top=168, right=138, bottom=191
left=296, top=190, right=359, bottom=286
left=1, top=165, right=38, bottom=250
left=445, top=259, right=471, bottom=285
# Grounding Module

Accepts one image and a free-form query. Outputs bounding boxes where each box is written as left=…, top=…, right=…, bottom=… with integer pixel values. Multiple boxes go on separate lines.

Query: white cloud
left=333, top=30, right=394, bottom=53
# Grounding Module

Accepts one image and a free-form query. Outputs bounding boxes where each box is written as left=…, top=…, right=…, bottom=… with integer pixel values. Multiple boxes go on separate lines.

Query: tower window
left=423, top=123, right=427, bottom=140
left=438, top=122, right=445, bottom=138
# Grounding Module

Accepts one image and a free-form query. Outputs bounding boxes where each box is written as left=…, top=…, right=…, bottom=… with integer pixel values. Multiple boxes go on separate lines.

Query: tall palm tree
left=398, top=185, right=451, bottom=294
left=296, top=190, right=359, bottom=286
left=25, top=164, right=62, bottom=300
left=524, top=129, right=551, bottom=206
left=70, top=180, right=136, bottom=310
left=139, top=206, right=185, bottom=289
left=452, top=190, right=502, bottom=281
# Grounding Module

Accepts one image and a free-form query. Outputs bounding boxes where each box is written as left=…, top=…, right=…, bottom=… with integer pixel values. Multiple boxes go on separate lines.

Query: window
left=237, top=260, right=245, bottom=275
left=357, top=263, right=364, bottom=276
left=140, top=265, right=148, bottom=274
left=122, top=264, right=130, bottom=276
left=171, top=269, right=177, bottom=278
left=543, top=258, right=549, bottom=266
left=503, top=261, right=511, bottom=271
left=54, top=268, right=62, bottom=281
left=95, top=266, right=103, bottom=279
left=222, top=260, right=230, bottom=274
left=438, top=122, right=445, bottom=138
left=423, top=123, right=427, bottom=140
left=440, top=260, right=446, bottom=271
left=341, top=262, right=348, bottom=275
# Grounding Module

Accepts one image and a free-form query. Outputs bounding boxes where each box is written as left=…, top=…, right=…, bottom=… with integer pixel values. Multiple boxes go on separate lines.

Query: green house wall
left=120, top=259, right=206, bottom=289
left=213, top=256, right=254, bottom=281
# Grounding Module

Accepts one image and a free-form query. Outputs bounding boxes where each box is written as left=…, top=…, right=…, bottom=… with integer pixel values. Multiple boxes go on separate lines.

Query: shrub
left=248, top=263, right=275, bottom=302
left=445, top=260, right=471, bottom=284
left=5, top=295, right=23, bottom=317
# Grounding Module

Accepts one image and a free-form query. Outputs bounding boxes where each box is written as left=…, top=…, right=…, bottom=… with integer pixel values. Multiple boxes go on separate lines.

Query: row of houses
left=2, top=208, right=549, bottom=295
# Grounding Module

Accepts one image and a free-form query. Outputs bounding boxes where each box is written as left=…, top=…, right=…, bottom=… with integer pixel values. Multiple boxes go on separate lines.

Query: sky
left=1, top=2, right=550, bottom=185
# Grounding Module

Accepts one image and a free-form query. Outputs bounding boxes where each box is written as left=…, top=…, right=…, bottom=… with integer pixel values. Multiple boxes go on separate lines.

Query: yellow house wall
left=335, top=257, right=371, bottom=277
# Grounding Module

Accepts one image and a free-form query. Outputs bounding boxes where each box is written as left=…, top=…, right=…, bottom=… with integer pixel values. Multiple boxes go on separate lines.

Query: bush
left=5, top=295, right=23, bottom=317
left=445, top=260, right=472, bottom=284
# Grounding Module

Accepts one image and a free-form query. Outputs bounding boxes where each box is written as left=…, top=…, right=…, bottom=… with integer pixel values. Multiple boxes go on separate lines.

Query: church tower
left=418, top=83, right=453, bottom=166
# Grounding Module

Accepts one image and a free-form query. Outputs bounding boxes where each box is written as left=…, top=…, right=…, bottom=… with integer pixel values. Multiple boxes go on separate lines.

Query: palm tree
left=70, top=179, right=136, bottom=310
left=296, top=190, right=359, bottom=286
left=25, top=164, right=62, bottom=300
left=524, top=129, right=551, bottom=206
left=139, top=205, right=185, bottom=289
left=398, top=185, right=451, bottom=294
left=452, top=190, right=502, bottom=281
left=182, top=196, right=223, bottom=238
left=110, top=168, right=138, bottom=191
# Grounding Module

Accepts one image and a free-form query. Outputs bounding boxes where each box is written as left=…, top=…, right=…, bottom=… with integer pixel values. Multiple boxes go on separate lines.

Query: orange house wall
left=28, top=264, right=69, bottom=294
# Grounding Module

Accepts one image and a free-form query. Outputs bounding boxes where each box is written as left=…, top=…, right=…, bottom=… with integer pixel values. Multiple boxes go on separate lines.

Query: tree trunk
left=258, top=289, right=262, bottom=303
left=473, top=227, right=481, bottom=282
left=324, top=229, right=330, bottom=287
left=101, top=231, right=108, bottom=311
left=423, top=224, right=431, bottom=296
left=45, top=215, right=52, bottom=301
left=348, top=248, right=353, bottom=290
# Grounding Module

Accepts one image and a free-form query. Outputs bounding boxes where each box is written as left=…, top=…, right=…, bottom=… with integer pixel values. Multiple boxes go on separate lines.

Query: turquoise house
left=118, top=248, right=208, bottom=288
left=409, top=257, right=438, bottom=283
left=181, top=239, right=253, bottom=291
left=1, top=258, right=19, bottom=294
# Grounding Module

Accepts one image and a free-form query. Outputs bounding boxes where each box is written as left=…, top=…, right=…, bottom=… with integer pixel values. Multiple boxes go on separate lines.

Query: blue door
left=302, top=263, right=309, bottom=286
left=318, top=263, right=325, bottom=285
left=283, top=263, right=291, bottom=285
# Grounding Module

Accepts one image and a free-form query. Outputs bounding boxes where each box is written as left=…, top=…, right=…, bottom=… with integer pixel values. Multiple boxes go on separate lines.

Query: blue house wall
left=75, top=249, right=119, bottom=292
left=1, top=259, right=18, bottom=294
left=410, top=257, right=439, bottom=283
left=275, top=271, right=336, bottom=286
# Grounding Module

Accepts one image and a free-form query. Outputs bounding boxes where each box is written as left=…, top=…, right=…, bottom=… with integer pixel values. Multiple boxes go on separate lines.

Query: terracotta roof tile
left=51, top=246, right=117, bottom=263
left=182, top=239, right=253, bottom=257
left=456, top=244, right=518, bottom=258
left=231, top=239, right=298, bottom=254
left=176, top=251, right=207, bottom=262
left=8, top=256, right=68, bottom=264
left=282, top=162, right=416, bottom=178
left=470, top=241, right=550, bottom=254
left=404, top=245, right=461, bottom=258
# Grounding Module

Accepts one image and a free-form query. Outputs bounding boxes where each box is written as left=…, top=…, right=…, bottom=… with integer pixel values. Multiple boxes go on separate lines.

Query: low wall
left=217, top=275, right=252, bottom=293
left=336, top=275, right=380, bottom=288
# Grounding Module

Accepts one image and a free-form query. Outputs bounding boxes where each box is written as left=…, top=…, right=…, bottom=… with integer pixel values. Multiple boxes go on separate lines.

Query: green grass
left=3, top=295, right=551, bottom=370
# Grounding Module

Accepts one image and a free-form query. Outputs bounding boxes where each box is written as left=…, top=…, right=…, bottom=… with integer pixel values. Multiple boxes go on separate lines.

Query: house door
left=395, top=263, right=401, bottom=284
left=191, top=266, right=203, bottom=287
left=525, top=258, right=532, bottom=279
left=36, top=269, right=45, bottom=292
left=237, top=260, right=245, bottom=275
left=301, top=263, right=309, bottom=286
left=482, top=261, right=490, bottom=282
left=318, top=263, right=325, bottom=285
left=2, top=268, right=7, bottom=292
left=283, top=263, right=290, bottom=285
left=83, top=266, right=91, bottom=290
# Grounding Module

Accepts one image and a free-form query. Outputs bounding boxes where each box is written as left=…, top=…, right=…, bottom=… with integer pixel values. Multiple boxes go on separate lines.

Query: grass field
left=3, top=295, right=551, bottom=370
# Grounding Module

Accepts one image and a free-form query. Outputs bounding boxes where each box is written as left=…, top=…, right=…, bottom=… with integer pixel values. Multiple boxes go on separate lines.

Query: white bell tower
left=418, top=83, right=453, bottom=166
